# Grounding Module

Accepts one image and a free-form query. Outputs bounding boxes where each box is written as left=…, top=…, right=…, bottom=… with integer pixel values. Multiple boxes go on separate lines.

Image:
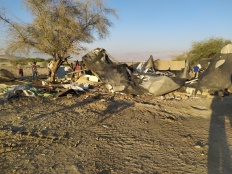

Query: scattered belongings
left=88, top=75, right=99, bottom=82
left=0, top=83, right=57, bottom=99
left=62, top=83, right=89, bottom=92
left=58, top=83, right=94, bottom=97
left=5, top=84, right=42, bottom=99
left=82, top=48, right=186, bottom=96
left=3, top=45, right=232, bottom=100
left=58, top=89, right=79, bottom=98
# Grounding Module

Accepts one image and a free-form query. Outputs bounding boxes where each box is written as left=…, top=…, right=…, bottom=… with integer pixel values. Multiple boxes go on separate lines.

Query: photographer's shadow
left=208, top=97, right=232, bottom=173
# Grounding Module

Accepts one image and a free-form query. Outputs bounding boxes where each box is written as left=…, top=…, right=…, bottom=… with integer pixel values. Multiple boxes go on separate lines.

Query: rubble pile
left=1, top=44, right=232, bottom=102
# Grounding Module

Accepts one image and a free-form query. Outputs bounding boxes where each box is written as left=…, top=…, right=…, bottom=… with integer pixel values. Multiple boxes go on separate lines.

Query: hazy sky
left=1, top=0, right=232, bottom=61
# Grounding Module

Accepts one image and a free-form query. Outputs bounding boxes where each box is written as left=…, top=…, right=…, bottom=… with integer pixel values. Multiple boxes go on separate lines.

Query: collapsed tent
left=197, top=44, right=232, bottom=92
left=82, top=48, right=145, bottom=94
left=140, top=75, right=185, bottom=96
left=221, top=43, right=232, bottom=54
left=82, top=48, right=185, bottom=96
left=136, top=55, right=155, bottom=73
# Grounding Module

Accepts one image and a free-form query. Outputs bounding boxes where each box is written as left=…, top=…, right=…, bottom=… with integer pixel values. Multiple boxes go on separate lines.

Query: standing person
left=47, top=60, right=53, bottom=77
left=69, top=62, right=75, bottom=80
left=32, top=62, right=38, bottom=81
left=75, top=61, right=81, bottom=79
left=18, top=66, right=24, bottom=78
left=75, top=61, right=81, bottom=71
left=70, top=62, right=75, bottom=71
left=193, top=64, right=201, bottom=79
left=80, top=61, right=86, bottom=75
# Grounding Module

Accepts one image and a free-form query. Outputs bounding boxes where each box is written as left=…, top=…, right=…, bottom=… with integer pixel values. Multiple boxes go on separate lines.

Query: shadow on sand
left=208, top=97, right=232, bottom=173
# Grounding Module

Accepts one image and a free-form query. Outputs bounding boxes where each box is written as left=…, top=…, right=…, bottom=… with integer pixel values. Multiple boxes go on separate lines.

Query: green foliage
left=1, top=0, right=117, bottom=82
left=189, top=37, right=231, bottom=62
left=0, top=58, right=7, bottom=62
left=26, top=58, right=46, bottom=62
left=9, top=58, right=28, bottom=66
left=46, top=58, right=53, bottom=62
left=172, top=37, right=232, bottom=64
left=1, top=0, right=117, bottom=61
left=9, top=57, right=47, bottom=66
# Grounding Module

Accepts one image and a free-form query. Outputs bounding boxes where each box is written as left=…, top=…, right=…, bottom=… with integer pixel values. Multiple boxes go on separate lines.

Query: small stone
left=194, top=145, right=201, bottom=149
left=67, top=94, right=73, bottom=98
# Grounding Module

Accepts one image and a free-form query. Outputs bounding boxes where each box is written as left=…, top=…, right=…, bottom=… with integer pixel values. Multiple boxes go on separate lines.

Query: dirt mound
left=0, top=69, right=15, bottom=82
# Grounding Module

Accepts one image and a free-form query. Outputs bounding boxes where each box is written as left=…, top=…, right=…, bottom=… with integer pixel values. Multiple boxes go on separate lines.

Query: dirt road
left=1, top=91, right=232, bottom=173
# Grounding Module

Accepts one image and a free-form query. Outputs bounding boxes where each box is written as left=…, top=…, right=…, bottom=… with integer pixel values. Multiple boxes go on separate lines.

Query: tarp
left=5, top=84, right=42, bottom=99
left=140, top=75, right=185, bottom=96
left=221, top=44, right=232, bottom=54
left=82, top=48, right=145, bottom=94
left=56, top=66, right=72, bottom=79
left=136, top=62, right=145, bottom=73
left=198, top=53, right=232, bottom=91
left=198, top=44, right=232, bottom=91
left=82, top=48, right=185, bottom=96
left=141, top=55, right=155, bottom=73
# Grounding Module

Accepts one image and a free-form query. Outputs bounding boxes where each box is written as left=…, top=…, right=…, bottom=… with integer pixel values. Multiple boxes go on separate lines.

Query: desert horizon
left=0, top=48, right=182, bottom=62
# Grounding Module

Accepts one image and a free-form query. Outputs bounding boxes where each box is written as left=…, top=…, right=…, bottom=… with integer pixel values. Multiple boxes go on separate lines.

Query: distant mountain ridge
left=0, top=50, right=23, bottom=59
left=109, top=50, right=182, bottom=62
left=0, top=49, right=183, bottom=62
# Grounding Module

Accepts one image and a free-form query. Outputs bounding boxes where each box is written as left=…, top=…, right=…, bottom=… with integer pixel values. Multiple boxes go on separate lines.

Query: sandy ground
left=0, top=79, right=232, bottom=174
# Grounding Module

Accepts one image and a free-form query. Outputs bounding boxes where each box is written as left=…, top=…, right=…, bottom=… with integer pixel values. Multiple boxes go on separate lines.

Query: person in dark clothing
left=32, top=62, right=38, bottom=81
left=18, top=66, right=23, bottom=77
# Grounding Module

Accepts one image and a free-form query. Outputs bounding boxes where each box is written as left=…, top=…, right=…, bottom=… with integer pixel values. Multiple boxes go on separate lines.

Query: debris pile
left=1, top=44, right=232, bottom=101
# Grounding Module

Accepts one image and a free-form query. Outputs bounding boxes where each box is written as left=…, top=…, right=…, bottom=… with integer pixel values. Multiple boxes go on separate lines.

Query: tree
left=0, top=0, right=117, bottom=82
left=172, top=37, right=232, bottom=64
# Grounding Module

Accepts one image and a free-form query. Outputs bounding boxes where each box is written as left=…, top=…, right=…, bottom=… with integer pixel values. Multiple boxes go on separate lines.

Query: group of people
left=70, top=61, right=83, bottom=80
left=70, top=60, right=82, bottom=71
left=17, top=60, right=84, bottom=81
left=46, top=60, right=83, bottom=81
left=17, top=61, right=38, bottom=81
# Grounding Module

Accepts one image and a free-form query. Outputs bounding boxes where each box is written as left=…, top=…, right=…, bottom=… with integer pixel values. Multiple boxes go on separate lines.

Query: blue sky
left=1, top=0, right=232, bottom=61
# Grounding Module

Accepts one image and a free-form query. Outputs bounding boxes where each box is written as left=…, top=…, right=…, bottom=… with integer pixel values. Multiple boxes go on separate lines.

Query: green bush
left=9, top=58, right=28, bottom=66
left=172, top=37, right=232, bottom=65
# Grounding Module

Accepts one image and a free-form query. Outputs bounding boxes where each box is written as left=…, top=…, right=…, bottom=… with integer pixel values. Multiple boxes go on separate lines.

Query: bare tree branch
left=0, top=0, right=117, bottom=82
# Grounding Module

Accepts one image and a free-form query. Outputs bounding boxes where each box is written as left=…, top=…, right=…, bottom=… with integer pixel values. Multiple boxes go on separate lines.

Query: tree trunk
left=50, top=59, right=63, bottom=83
